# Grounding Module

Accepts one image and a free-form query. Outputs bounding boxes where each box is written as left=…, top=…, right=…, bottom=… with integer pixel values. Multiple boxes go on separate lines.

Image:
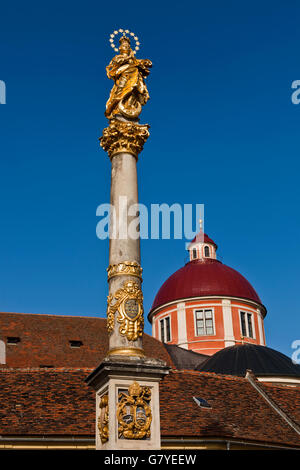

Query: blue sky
left=0, top=0, right=299, bottom=358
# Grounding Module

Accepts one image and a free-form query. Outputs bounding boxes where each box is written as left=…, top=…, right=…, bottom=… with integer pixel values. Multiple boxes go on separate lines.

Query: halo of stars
left=109, top=29, right=140, bottom=54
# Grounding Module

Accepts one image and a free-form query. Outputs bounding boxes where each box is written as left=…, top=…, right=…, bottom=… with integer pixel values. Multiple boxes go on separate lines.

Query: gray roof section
left=163, top=344, right=208, bottom=370
left=196, top=343, right=300, bottom=377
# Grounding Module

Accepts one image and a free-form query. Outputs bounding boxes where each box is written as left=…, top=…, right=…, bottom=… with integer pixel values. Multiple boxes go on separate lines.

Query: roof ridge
left=164, top=343, right=208, bottom=357
left=245, top=370, right=300, bottom=436
left=0, top=311, right=106, bottom=320
left=170, top=369, right=247, bottom=382
left=263, top=382, right=300, bottom=390
left=0, top=367, right=94, bottom=372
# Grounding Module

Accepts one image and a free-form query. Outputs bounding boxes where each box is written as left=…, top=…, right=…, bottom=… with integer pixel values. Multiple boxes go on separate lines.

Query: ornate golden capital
left=100, top=119, right=150, bottom=159
left=117, top=381, right=152, bottom=440
left=106, top=280, right=144, bottom=341
left=107, top=261, right=143, bottom=282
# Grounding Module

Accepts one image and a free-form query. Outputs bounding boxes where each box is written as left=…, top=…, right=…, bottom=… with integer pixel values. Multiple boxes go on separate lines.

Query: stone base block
left=85, top=356, right=170, bottom=450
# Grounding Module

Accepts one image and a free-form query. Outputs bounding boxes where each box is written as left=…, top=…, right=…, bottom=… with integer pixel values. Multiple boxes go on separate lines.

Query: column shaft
left=107, top=151, right=143, bottom=356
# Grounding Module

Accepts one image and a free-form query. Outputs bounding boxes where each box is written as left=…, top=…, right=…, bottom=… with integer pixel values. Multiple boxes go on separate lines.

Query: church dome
left=196, top=343, right=300, bottom=378
left=150, top=257, right=264, bottom=313
left=149, top=231, right=267, bottom=356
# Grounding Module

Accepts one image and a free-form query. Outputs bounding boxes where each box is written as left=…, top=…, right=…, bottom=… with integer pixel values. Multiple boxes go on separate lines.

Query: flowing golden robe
left=105, top=51, right=152, bottom=120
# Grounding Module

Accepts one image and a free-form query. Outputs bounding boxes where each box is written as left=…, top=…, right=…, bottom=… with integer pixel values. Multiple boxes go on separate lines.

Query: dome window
left=204, top=246, right=210, bottom=257
left=192, top=248, right=197, bottom=259
left=195, top=309, right=214, bottom=336
left=160, top=317, right=171, bottom=343
left=240, top=312, right=254, bottom=339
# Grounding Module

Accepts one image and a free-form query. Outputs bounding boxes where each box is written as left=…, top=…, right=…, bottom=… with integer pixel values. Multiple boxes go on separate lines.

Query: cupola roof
left=149, top=233, right=266, bottom=316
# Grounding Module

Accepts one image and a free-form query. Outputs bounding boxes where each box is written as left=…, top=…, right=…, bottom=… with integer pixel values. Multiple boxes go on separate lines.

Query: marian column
left=100, top=29, right=151, bottom=358
left=85, top=29, right=169, bottom=451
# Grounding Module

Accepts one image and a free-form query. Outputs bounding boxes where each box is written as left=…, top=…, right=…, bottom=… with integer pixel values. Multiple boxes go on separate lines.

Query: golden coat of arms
left=117, top=381, right=152, bottom=440
left=106, top=280, right=144, bottom=341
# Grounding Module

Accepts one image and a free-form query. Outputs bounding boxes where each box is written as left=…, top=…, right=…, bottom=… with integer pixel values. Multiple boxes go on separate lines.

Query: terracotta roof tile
left=0, top=312, right=174, bottom=368
left=0, top=312, right=299, bottom=447
left=261, top=382, right=300, bottom=424
left=159, top=370, right=300, bottom=447
left=0, top=368, right=299, bottom=448
left=0, top=369, right=95, bottom=435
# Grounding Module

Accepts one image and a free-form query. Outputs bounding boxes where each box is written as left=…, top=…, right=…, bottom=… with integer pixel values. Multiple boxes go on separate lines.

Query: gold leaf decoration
left=106, top=280, right=144, bottom=341
left=100, top=119, right=150, bottom=159
left=117, top=381, right=152, bottom=440
left=107, top=261, right=143, bottom=282
left=98, top=394, right=109, bottom=444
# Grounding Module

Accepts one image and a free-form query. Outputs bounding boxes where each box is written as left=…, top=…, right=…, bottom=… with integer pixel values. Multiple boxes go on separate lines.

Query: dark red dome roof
left=150, top=258, right=264, bottom=314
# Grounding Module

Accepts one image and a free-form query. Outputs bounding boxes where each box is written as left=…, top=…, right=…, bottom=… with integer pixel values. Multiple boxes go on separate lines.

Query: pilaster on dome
left=188, top=228, right=218, bottom=262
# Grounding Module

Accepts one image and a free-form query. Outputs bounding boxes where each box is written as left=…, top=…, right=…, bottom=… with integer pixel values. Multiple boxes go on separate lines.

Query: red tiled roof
left=0, top=312, right=299, bottom=447
left=0, top=368, right=95, bottom=435
left=0, top=368, right=299, bottom=448
left=159, top=370, right=300, bottom=447
left=262, top=382, right=300, bottom=424
left=0, top=312, right=174, bottom=369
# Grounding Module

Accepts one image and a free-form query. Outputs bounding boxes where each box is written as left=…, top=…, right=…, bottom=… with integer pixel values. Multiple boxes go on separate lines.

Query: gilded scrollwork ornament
left=107, top=261, right=143, bottom=282
left=98, top=394, right=109, bottom=444
left=117, top=381, right=152, bottom=440
left=106, top=280, right=144, bottom=341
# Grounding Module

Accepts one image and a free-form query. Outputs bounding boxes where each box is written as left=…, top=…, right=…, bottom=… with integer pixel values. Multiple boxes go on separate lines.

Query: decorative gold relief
left=106, top=280, right=144, bottom=341
left=100, top=119, right=150, bottom=159
left=107, top=261, right=143, bottom=282
left=117, top=381, right=152, bottom=440
left=98, top=394, right=109, bottom=444
left=106, top=291, right=115, bottom=334
left=105, top=33, right=152, bottom=120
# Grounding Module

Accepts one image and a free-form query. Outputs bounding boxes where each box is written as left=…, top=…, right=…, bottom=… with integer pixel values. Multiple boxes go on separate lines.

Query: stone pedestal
left=85, top=356, right=169, bottom=450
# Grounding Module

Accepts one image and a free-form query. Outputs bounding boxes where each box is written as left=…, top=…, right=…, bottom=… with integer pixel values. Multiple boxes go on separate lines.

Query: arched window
left=192, top=248, right=197, bottom=259
left=204, top=246, right=210, bottom=257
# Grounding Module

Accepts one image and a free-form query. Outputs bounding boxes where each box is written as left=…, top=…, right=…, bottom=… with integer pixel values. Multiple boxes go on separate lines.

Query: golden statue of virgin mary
left=105, top=35, right=152, bottom=120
